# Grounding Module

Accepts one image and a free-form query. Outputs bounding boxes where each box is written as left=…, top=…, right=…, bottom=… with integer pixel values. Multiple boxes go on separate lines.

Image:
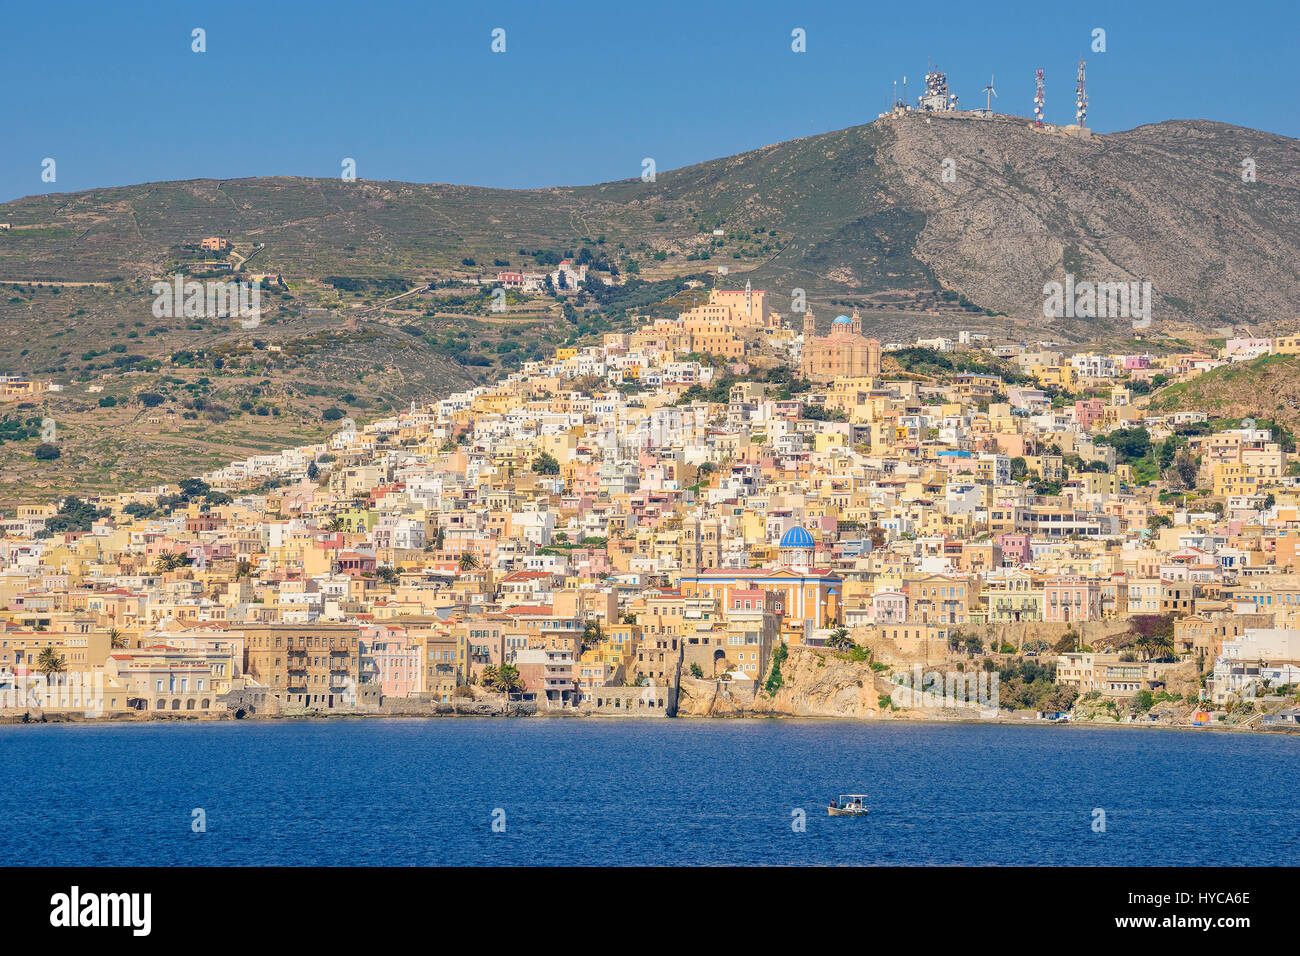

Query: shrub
left=33, top=442, right=60, bottom=460
left=764, top=642, right=788, bottom=695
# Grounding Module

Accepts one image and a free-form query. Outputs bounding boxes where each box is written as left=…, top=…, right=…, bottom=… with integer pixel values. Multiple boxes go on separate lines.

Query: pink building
left=1045, top=577, right=1102, bottom=623
left=1074, top=399, right=1105, bottom=432
left=870, top=589, right=907, bottom=624
left=729, top=588, right=780, bottom=615
left=997, top=533, right=1033, bottom=567
left=361, top=625, right=419, bottom=698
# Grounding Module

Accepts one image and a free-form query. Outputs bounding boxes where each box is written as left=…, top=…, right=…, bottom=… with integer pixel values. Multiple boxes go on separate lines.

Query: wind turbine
left=982, top=74, right=997, bottom=112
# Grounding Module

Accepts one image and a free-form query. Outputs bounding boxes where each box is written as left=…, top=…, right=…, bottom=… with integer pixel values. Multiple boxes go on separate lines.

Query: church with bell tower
left=800, top=309, right=882, bottom=383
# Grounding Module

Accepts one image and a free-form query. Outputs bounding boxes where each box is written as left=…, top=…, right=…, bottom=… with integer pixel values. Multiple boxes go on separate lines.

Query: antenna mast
left=1033, top=69, right=1046, bottom=127
left=1075, top=59, right=1088, bottom=128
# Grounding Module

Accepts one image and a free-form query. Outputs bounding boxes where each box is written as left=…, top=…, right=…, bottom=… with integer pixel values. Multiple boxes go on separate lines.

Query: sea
left=2, top=718, right=1296, bottom=866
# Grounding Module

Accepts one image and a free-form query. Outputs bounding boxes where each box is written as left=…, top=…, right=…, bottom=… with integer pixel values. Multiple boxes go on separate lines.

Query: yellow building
left=801, top=311, right=881, bottom=383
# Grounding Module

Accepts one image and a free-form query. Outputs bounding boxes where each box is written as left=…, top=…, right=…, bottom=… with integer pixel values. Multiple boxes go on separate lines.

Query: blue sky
left=3, top=0, right=1297, bottom=202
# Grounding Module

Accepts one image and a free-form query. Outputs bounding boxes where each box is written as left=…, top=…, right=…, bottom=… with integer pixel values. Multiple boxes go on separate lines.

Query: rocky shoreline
left=5, top=706, right=1298, bottom=736
left=5, top=645, right=1296, bottom=735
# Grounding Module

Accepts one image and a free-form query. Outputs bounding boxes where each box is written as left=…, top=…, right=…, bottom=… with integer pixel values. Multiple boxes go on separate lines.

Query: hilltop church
left=800, top=311, right=881, bottom=383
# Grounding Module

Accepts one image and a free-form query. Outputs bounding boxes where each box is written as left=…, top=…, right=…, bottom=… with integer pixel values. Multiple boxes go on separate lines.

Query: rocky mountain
left=3, top=113, right=1295, bottom=338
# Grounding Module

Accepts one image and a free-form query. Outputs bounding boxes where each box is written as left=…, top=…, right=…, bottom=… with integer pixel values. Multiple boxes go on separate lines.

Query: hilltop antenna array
left=1075, top=59, right=1088, bottom=128
left=1033, top=69, right=1046, bottom=127
left=918, top=65, right=959, bottom=111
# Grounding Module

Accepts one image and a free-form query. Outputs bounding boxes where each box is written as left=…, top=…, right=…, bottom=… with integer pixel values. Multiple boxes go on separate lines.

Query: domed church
left=679, top=523, right=843, bottom=643
left=778, top=524, right=816, bottom=568
left=800, top=310, right=881, bottom=383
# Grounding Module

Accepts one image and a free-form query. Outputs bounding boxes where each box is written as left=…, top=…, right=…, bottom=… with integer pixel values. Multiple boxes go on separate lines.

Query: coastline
left=4, top=708, right=1296, bottom=736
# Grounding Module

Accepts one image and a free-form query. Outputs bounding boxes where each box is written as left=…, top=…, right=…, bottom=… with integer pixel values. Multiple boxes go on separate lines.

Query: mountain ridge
left=3, top=113, right=1297, bottom=334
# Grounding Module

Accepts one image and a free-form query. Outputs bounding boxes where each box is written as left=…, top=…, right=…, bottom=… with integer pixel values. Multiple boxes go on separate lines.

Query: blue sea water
left=1, top=718, right=1296, bottom=866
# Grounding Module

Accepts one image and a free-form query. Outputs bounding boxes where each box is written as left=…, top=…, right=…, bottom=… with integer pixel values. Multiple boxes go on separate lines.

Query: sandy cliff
left=677, top=646, right=935, bottom=719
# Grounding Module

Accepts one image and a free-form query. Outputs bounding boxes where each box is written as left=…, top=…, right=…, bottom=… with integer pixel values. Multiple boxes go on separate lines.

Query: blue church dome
left=832, top=314, right=852, bottom=326
left=779, top=525, right=814, bottom=548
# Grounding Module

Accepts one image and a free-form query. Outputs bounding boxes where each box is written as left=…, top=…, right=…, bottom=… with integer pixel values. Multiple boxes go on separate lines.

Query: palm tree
left=154, top=552, right=192, bottom=574
left=108, top=627, right=127, bottom=649
left=36, top=646, right=66, bottom=681
left=1148, top=631, right=1176, bottom=662
left=495, top=664, right=523, bottom=694
left=482, top=663, right=523, bottom=694
left=458, top=552, right=480, bottom=572
left=826, top=627, right=853, bottom=650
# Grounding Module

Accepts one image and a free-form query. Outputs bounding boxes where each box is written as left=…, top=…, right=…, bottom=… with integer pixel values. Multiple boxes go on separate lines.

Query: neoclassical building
left=800, top=311, right=881, bottom=383
left=678, top=526, right=842, bottom=644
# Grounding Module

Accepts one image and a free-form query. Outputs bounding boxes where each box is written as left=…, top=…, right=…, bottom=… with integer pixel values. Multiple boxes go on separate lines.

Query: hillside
left=4, top=114, right=1296, bottom=331
left=0, top=112, right=1296, bottom=498
left=1149, top=353, right=1300, bottom=428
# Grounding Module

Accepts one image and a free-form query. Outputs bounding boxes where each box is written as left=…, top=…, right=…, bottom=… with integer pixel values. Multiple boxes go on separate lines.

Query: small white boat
left=827, top=793, right=869, bottom=816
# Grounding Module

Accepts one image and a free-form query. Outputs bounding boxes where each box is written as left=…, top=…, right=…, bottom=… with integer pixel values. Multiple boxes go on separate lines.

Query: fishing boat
left=827, top=794, right=869, bottom=816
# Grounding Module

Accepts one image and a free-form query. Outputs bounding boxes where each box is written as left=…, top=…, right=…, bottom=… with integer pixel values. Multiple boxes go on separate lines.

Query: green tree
left=765, top=641, right=788, bottom=695
left=825, top=626, right=853, bottom=650
left=44, top=497, right=109, bottom=535
left=1096, top=426, right=1151, bottom=463
left=154, top=552, right=192, bottom=573
left=1172, top=449, right=1199, bottom=490
left=581, top=620, right=603, bottom=652
left=1148, top=513, right=1173, bottom=531
left=37, top=646, right=66, bottom=680
left=531, top=452, right=561, bottom=475
left=178, top=478, right=211, bottom=500
left=483, top=663, right=523, bottom=694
